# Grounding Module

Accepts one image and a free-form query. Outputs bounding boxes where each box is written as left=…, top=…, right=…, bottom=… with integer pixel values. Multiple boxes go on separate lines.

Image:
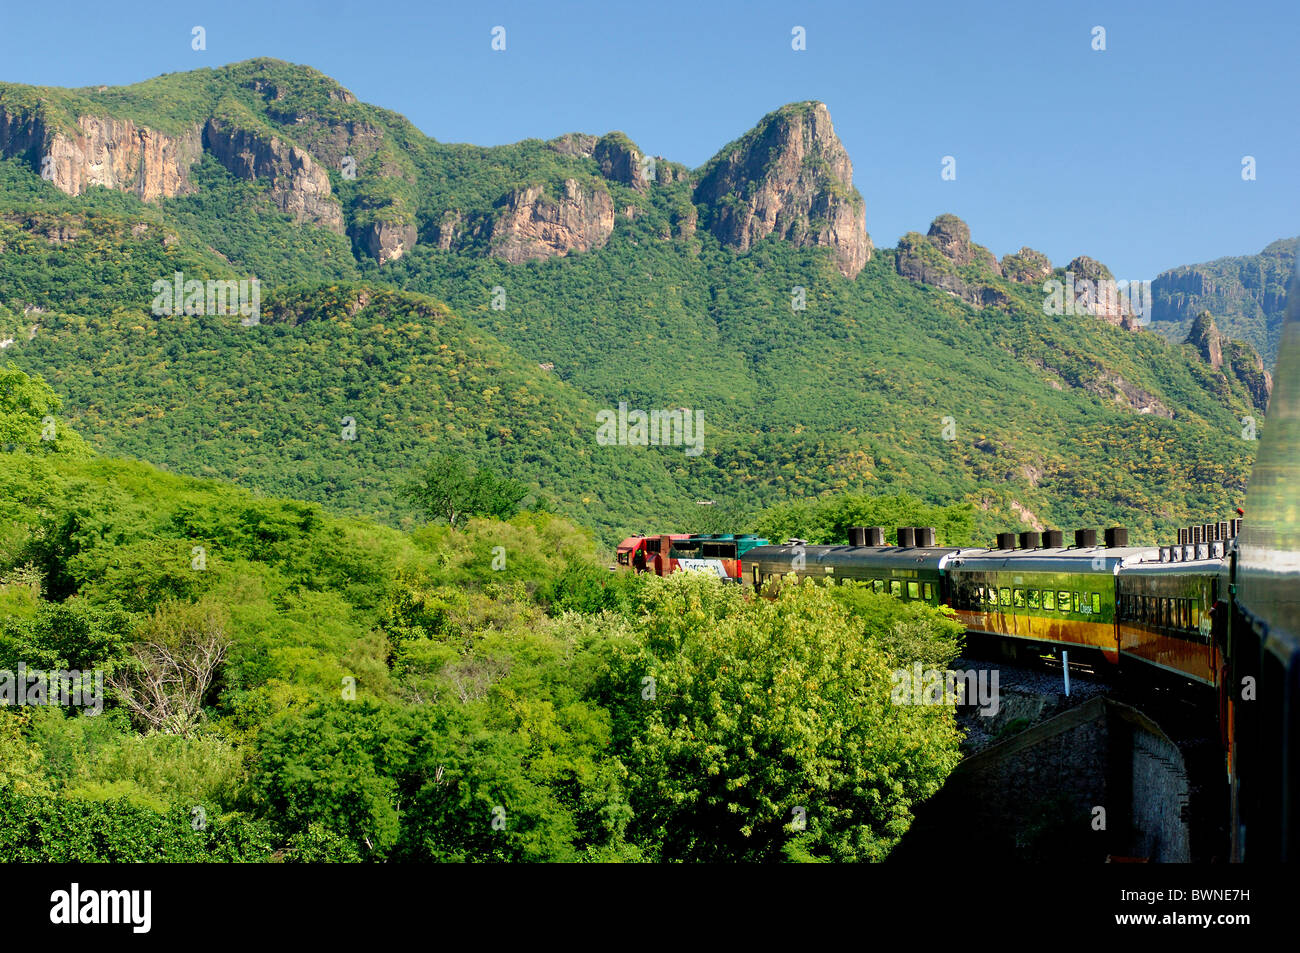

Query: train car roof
left=1117, top=556, right=1228, bottom=576
left=946, top=546, right=1159, bottom=574
left=745, top=544, right=967, bottom=569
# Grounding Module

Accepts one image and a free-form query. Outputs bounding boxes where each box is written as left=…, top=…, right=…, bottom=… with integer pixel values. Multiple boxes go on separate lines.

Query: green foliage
left=0, top=363, right=89, bottom=454
left=749, top=492, right=976, bottom=546
left=0, top=786, right=275, bottom=861
left=599, top=572, right=964, bottom=861
left=0, top=433, right=971, bottom=861
left=402, top=452, right=529, bottom=527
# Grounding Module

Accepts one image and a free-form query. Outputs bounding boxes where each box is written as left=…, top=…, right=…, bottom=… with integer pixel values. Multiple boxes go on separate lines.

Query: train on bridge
left=615, top=281, right=1300, bottom=864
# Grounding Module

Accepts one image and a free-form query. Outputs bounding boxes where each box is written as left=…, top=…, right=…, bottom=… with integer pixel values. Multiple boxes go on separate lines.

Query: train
left=613, top=275, right=1300, bottom=863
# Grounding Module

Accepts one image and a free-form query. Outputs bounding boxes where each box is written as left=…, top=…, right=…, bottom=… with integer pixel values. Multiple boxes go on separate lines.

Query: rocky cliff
left=1152, top=237, right=1295, bottom=364
left=895, top=214, right=1008, bottom=307
left=593, top=132, right=650, bottom=191
left=1065, top=255, right=1137, bottom=328
left=488, top=178, right=615, bottom=263
left=203, top=118, right=344, bottom=233
left=1186, top=311, right=1272, bottom=411
left=694, top=102, right=871, bottom=279
left=0, top=97, right=343, bottom=235
left=0, top=106, right=202, bottom=201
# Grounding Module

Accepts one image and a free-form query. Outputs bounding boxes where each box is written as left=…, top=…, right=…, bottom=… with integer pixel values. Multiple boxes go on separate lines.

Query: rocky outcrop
left=928, top=214, right=1002, bottom=274
left=203, top=118, right=344, bottom=233
left=1064, top=255, right=1137, bottom=328
left=694, top=102, right=871, bottom=279
left=1084, top=372, right=1173, bottom=417
left=360, top=220, right=418, bottom=265
left=1226, top=340, right=1273, bottom=411
left=1186, top=311, right=1224, bottom=368
left=593, top=132, right=649, bottom=191
left=547, top=133, right=597, bottom=158
left=1001, top=247, right=1052, bottom=284
left=0, top=106, right=202, bottom=200
left=434, top=210, right=463, bottom=251
left=895, top=215, right=1009, bottom=307
left=1186, top=311, right=1273, bottom=411
left=488, top=178, right=615, bottom=263
left=1152, top=238, right=1294, bottom=363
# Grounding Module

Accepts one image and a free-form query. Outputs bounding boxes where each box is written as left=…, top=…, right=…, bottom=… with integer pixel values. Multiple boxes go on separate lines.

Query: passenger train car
left=619, top=268, right=1299, bottom=860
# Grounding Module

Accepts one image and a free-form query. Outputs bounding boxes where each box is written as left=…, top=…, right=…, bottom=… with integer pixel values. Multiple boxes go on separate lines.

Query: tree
left=601, top=572, right=964, bottom=862
left=401, top=453, right=529, bottom=528
left=107, top=600, right=231, bottom=737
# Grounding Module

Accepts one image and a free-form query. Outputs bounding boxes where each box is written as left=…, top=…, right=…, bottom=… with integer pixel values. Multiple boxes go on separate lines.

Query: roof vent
left=996, top=532, right=1016, bottom=550
left=1043, top=529, right=1064, bottom=548
left=848, top=526, right=867, bottom=547
left=865, top=526, right=885, bottom=546
left=1018, top=531, right=1041, bottom=549
left=1074, top=528, right=1097, bottom=548
left=1104, top=527, right=1129, bottom=548
left=896, top=527, right=917, bottom=548
left=914, top=527, right=937, bottom=547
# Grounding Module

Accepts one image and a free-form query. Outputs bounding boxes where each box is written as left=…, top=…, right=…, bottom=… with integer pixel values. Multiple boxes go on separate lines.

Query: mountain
left=1152, top=237, right=1296, bottom=365
left=0, top=58, right=1280, bottom=542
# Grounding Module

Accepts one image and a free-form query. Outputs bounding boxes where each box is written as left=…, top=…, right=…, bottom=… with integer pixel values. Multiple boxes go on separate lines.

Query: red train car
left=615, top=534, right=690, bottom=575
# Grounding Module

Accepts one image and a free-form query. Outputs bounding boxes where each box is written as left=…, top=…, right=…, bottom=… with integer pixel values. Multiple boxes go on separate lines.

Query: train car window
left=1091, top=592, right=1102, bottom=614
left=1028, top=589, right=1040, bottom=609
left=889, top=580, right=901, bottom=596
left=907, top=581, right=919, bottom=599
left=753, top=566, right=761, bottom=586
left=923, top=582, right=933, bottom=601
left=1043, top=590, right=1056, bottom=610
left=1160, top=598, right=1169, bottom=627
left=1191, top=605, right=1201, bottom=629
left=976, top=585, right=984, bottom=606
left=1013, top=589, right=1025, bottom=608
left=1059, top=591, right=1072, bottom=612
left=1181, top=599, right=1191, bottom=629
left=873, top=579, right=885, bottom=593
left=986, top=587, right=998, bottom=606
left=999, top=587, right=1011, bottom=606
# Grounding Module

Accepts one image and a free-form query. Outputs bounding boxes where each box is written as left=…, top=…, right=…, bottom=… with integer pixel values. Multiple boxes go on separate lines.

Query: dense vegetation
left=0, top=368, right=965, bottom=861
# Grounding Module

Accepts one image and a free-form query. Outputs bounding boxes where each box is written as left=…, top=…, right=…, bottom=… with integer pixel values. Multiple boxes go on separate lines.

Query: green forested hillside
left=1152, top=237, right=1296, bottom=365
left=0, top=60, right=1270, bottom=545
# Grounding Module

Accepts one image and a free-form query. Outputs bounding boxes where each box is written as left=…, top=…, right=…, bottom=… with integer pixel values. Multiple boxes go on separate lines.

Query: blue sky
left=3, top=0, right=1296, bottom=278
